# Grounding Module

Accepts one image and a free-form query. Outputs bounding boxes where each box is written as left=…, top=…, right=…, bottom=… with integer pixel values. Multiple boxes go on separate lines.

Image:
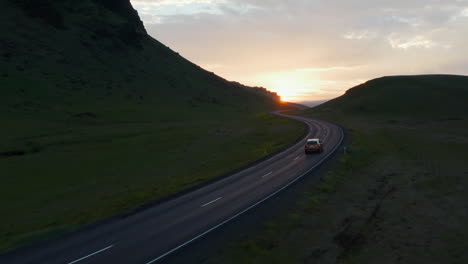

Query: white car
left=305, top=138, right=323, bottom=154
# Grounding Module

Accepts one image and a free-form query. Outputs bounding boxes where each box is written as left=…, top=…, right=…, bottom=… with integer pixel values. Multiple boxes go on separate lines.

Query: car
left=305, top=138, right=323, bottom=154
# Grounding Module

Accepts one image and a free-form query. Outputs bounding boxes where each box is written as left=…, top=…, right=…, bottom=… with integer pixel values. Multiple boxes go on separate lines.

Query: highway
left=0, top=114, right=344, bottom=264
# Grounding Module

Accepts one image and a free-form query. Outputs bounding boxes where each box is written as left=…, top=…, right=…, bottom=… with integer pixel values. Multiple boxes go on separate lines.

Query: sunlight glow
left=269, top=75, right=303, bottom=101
left=255, top=72, right=316, bottom=102
left=247, top=71, right=354, bottom=103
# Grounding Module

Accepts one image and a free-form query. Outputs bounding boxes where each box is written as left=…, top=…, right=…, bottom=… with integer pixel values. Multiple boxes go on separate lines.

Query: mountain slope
left=313, top=74, right=468, bottom=118
left=1, top=0, right=279, bottom=115
left=0, top=0, right=305, bottom=253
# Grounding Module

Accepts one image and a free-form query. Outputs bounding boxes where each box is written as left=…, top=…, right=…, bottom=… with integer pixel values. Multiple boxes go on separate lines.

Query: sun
left=259, top=72, right=306, bottom=102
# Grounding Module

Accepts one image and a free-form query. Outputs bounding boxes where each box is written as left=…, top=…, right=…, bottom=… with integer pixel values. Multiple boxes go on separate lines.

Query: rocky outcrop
left=96, top=0, right=146, bottom=34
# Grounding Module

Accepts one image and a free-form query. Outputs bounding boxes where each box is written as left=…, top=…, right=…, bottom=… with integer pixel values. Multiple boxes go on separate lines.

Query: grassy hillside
left=0, top=0, right=305, bottom=253
left=205, top=75, right=468, bottom=264
left=317, top=75, right=468, bottom=118
left=1, top=0, right=279, bottom=113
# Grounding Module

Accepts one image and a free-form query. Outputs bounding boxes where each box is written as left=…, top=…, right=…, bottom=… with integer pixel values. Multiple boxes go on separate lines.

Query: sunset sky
left=130, top=0, right=468, bottom=104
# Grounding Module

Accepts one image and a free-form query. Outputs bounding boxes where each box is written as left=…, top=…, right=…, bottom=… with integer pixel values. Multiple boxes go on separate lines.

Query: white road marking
left=262, top=171, right=273, bottom=178
left=201, top=197, right=222, bottom=207
left=67, top=245, right=114, bottom=264
left=294, top=155, right=301, bottom=161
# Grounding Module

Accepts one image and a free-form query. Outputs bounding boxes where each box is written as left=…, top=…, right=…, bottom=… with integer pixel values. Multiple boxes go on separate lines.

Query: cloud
left=450, top=7, right=468, bottom=20
left=132, top=0, right=257, bottom=24
left=343, top=30, right=378, bottom=40
left=131, top=0, right=468, bottom=101
left=132, top=0, right=225, bottom=5
left=387, top=34, right=451, bottom=49
left=132, top=0, right=226, bottom=24
left=463, top=8, right=468, bottom=17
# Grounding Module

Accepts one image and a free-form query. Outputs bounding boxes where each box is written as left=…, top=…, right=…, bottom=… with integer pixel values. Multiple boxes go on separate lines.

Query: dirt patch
left=0, top=150, right=26, bottom=158
left=72, top=112, right=97, bottom=118
left=335, top=180, right=396, bottom=261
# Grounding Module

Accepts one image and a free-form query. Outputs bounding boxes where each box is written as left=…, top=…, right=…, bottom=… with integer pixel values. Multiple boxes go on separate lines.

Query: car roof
left=307, top=138, right=320, bottom=142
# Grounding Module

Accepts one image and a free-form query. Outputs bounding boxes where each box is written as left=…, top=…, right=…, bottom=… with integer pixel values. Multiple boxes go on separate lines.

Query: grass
left=206, top=116, right=468, bottom=264
left=203, top=76, right=468, bottom=264
left=0, top=110, right=305, bottom=253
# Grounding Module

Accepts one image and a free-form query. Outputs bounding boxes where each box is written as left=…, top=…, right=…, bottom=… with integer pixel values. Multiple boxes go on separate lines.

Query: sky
left=130, top=0, right=468, bottom=104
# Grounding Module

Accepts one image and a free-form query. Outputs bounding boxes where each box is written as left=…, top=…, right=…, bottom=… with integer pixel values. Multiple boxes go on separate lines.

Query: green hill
left=311, top=74, right=468, bottom=119
left=0, top=0, right=305, bottom=253
left=1, top=0, right=279, bottom=116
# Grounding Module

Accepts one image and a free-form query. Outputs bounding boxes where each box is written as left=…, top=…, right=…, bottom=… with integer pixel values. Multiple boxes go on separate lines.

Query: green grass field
left=204, top=75, right=468, bottom=264
left=0, top=110, right=305, bottom=253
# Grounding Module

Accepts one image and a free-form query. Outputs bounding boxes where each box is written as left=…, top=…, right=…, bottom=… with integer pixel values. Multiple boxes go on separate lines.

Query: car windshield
left=307, top=141, right=318, bottom=145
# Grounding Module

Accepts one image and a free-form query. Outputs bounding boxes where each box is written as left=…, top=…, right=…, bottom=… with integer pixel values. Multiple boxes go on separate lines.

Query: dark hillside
left=1, top=0, right=279, bottom=115
left=313, top=75, right=468, bottom=118
left=0, top=0, right=304, bottom=253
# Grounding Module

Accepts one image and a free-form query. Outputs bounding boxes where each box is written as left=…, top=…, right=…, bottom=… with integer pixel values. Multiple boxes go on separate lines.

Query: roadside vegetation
left=0, top=109, right=304, bottom=253
left=205, top=75, right=468, bottom=264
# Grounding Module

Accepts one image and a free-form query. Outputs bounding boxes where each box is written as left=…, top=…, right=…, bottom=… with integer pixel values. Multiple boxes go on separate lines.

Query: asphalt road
left=0, top=114, right=344, bottom=264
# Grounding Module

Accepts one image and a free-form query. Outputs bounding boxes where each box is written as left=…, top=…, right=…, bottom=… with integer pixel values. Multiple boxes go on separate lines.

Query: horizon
left=131, top=0, right=468, bottom=103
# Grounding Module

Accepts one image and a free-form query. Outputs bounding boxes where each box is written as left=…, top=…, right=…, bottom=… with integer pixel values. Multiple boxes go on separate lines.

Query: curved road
left=0, top=114, right=344, bottom=264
